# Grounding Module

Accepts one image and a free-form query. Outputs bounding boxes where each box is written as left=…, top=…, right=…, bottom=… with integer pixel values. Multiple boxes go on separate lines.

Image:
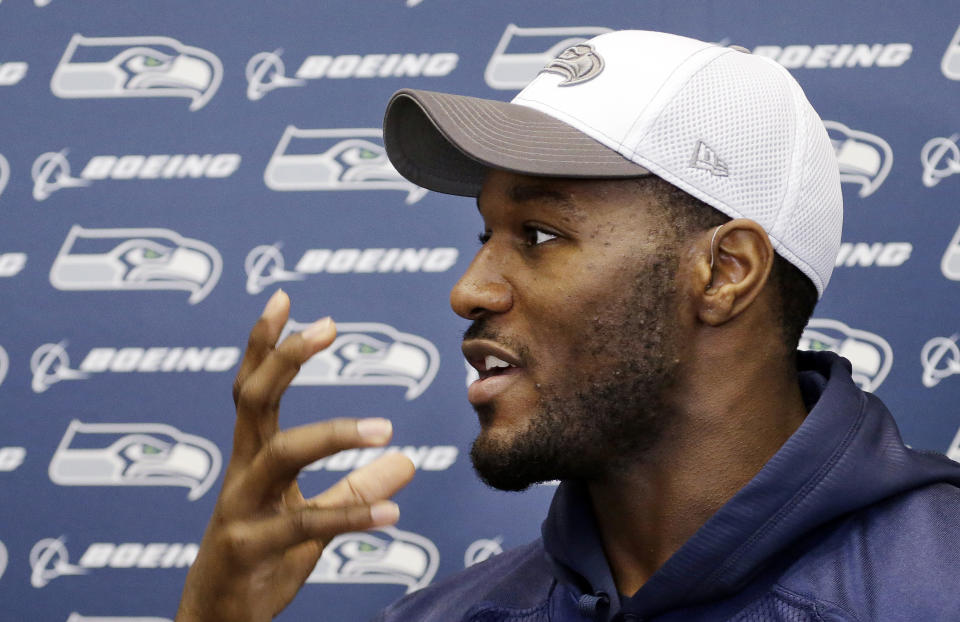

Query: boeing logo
left=799, top=319, right=893, bottom=392
left=244, top=244, right=303, bottom=294
left=307, top=527, right=439, bottom=593
left=485, top=24, right=612, bottom=89
left=32, top=150, right=240, bottom=200
left=30, top=537, right=197, bottom=588
left=752, top=43, right=912, bottom=69
left=264, top=127, right=427, bottom=204
left=823, top=121, right=892, bottom=198
left=0, top=446, right=26, bottom=472
left=31, top=150, right=89, bottom=201
left=0, top=61, right=28, bottom=86
left=921, top=134, right=960, bottom=188
left=51, top=34, right=222, bottom=110
left=30, top=342, right=88, bottom=394
left=246, top=49, right=457, bottom=100
left=920, top=335, right=960, bottom=389
left=305, top=445, right=457, bottom=472
left=0, top=252, right=27, bottom=277
left=244, top=49, right=305, bottom=101
left=834, top=242, right=912, bottom=268
left=29, top=537, right=87, bottom=588
left=49, top=420, right=222, bottom=500
left=244, top=244, right=458, bottom=294
left=30, top=341, right=239, bottom=393
left=49, top=225, right=222, bottom=304
left=282, top=320, right=439, bottom=400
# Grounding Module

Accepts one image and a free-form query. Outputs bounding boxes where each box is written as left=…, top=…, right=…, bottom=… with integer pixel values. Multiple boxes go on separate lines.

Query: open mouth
left=462, top=340, right=525, bottom=405
left=477, top=354, right=518, bottom=380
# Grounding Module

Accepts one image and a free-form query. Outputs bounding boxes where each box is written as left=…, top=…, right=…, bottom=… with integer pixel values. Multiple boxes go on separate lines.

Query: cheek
left=532, top=274, right=635, bottom=362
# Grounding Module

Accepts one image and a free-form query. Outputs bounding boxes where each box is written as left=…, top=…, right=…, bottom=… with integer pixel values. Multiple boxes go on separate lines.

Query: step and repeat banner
left=1, top=1, right=958, bottom=620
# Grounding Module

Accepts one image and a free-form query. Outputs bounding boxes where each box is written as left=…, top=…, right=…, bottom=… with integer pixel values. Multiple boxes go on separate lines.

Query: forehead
left=476, top=169, right=660, bottom=226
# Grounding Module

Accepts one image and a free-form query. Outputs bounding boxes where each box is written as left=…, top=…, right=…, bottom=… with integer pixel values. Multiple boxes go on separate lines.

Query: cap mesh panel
left=785, top=102, right=843, bottom=293
left=636, top=52, right=794, bottom=230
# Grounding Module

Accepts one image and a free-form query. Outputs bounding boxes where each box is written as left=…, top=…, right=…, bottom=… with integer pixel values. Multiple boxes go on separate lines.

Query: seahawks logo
left=50, top=34, right=223, bottom=111
left=48, top=420, right=222, bottom=501
left=49, top=225, right=222, bottom=305
left=539, top=43, right=604, bottom=86
left=282, top=320, right=439, bottom=400
left=307, top=526, right=439, bottom=593
left=263, top=126, right=427, bottom=204
left=799, top=318, right=893, bottom=392
left=823, top=121, right=892, bottom=198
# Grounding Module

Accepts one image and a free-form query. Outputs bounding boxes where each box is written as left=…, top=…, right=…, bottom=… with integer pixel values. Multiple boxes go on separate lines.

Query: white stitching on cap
left=434, top=95, right=634, bottom=164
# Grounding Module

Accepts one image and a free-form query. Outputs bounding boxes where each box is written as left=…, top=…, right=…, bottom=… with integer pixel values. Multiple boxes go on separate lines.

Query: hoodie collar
left=542, top=351, right=960, bottom=618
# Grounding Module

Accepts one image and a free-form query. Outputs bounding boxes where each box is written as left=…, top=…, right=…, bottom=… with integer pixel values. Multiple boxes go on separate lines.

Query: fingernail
left=370, top=501, right=399, bottom=526
left=263, top=289, right=286, bottom=317
left=357, top=417, right=392, bottom=443
left=302, top=317, right=333, bottom=344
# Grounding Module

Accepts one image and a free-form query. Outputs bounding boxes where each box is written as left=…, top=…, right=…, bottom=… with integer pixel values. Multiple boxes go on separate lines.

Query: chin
left=469, top=426, right=566, bottom=492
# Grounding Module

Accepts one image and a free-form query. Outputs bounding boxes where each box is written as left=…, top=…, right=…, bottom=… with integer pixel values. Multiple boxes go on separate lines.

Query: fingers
left=233, top=289, right=290, bottom=407
left=225, top=500, right=400, bottom=563
left=237, top=318, right=336, bottom=424
left=230, top=290, right=291, bottom=462
left=241, top=418, right=395, bottom=507
left=230, top=289, right=338, bottom=463
left=309, top=452, right=416, bottom=508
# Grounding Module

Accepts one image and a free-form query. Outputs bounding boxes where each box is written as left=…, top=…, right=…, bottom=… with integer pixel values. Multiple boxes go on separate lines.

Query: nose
left=450, top=245, right=513, bottom=320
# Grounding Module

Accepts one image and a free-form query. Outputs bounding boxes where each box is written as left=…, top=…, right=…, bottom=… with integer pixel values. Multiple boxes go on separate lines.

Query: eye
left=523, top=225, right=558, bottom=247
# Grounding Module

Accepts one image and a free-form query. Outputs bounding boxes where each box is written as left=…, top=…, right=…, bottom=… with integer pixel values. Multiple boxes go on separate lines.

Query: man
left=177, top=31, right=960, bottom=621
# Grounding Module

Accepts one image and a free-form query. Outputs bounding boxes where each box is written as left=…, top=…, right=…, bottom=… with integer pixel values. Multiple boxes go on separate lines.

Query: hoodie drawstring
left=577, top=592, right=610, bottom=618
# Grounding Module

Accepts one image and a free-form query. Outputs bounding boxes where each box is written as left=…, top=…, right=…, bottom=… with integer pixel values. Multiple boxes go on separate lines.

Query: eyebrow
left=475, top=183, right=582, bottom=219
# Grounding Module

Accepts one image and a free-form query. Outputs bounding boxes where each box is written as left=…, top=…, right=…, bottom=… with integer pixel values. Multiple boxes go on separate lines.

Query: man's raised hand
left=176, top=290, right=416, bottom=622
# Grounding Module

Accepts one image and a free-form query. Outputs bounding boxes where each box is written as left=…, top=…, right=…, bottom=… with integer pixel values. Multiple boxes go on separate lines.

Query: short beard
left=469, top=253, right=681, bottom=491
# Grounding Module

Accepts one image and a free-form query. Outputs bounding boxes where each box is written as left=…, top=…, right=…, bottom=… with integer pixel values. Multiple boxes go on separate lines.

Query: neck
left=586, top=339, right=808, bottom=596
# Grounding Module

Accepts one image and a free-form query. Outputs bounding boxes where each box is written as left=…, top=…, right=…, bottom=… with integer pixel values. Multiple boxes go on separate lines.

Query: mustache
left=462, top=320, right=533, bottom=365
left=463, top=320, right=498, bottom=342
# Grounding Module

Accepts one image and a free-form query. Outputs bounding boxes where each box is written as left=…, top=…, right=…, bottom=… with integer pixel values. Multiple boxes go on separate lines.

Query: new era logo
left=690, top=141, right=729, bottom=176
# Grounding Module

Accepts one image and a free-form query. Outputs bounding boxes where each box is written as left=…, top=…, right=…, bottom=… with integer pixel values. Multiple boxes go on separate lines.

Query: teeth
left=484, top=355, right=511, bottom=370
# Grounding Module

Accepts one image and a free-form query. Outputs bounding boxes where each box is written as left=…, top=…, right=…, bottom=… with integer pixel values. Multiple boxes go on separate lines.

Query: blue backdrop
left=1, top=2, right=959, bottom=620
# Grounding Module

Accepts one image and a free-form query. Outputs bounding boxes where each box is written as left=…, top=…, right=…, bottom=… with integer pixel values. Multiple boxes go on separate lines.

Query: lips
left=462, top=340, right=524, bottom=406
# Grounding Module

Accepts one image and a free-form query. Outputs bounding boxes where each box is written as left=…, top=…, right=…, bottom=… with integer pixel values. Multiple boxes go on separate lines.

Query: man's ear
left=692, top=219, right=774, bottom=326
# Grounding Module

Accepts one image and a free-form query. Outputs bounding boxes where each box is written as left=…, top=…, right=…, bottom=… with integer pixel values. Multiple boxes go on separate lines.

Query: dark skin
left=176, top=169, right=808, bottom=620
left=588, top=219, right=809, bottom=594
left=457, top=170, right=808, bottom=594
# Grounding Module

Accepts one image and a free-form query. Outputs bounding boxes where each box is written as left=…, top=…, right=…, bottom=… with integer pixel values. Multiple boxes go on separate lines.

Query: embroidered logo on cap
left=539, top=43, right=603, bottom=86
left=690, top=141, right=729, bottom=177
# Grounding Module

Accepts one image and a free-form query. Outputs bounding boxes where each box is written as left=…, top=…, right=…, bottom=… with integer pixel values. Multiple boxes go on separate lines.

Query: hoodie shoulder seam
left=774, top=584, right=864, bottom=622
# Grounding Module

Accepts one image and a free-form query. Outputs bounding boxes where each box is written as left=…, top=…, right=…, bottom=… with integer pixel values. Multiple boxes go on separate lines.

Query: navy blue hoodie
left=375, top=352, right=960, bottom=621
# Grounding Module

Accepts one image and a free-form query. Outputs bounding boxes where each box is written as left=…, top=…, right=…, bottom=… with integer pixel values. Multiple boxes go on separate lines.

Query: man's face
left=453, top=169, right=685, bottom=490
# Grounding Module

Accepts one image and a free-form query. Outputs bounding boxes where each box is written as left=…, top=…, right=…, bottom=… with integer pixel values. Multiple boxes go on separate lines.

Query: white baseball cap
left=383, top=30, right=843, bottom=296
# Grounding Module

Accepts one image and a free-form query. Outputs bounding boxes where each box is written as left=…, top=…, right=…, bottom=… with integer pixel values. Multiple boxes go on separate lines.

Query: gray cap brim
left=383, top=88, right=651, bottom=198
